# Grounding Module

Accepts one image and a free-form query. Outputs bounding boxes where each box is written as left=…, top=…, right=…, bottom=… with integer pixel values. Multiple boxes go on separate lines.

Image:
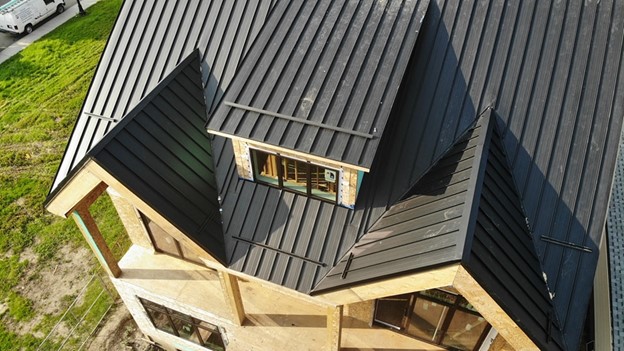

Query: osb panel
left=490, top=334, right=516, bottom=351
left=453, top=266, right=537, bottom=350
left=232, top=139, right=253, bottom=180
left=107, top=188, right=154, bottom=251
left=316, top=264, right=459, bottom=305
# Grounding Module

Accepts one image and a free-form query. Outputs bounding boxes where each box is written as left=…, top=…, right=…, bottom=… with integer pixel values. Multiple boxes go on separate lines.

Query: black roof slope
left=206, top=0, right=430, bottom=170
left=86, top=52, right=226, bottom=262
left=388, top=1, right=624, bottom=348
left=49, top=0, right=276, bottom=194
left=314, top=118, right=487, bottom=292
left=465, top=119, right=565, bottom=350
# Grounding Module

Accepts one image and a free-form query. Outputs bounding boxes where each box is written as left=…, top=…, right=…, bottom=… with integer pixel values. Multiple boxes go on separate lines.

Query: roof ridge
left=462, top=111, right=567, bottom=350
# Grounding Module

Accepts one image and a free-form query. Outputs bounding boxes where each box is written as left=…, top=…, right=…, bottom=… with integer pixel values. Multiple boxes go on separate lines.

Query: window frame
left=139, top=298, right=226, bottom=350
left=250, top=148, right=340, bottom=203
left=373, top=290, right=491, bottom=351
left=139, top=211, right=204, bottom=266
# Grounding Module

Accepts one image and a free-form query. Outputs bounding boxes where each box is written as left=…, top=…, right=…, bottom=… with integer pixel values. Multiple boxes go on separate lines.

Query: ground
left=3, top=242, right=153, bottom=350
left=86, top=304, right=153, bottom=351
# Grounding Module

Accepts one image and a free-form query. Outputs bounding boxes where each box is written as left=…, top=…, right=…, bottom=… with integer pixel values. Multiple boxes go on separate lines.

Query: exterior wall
left=594, top=232, right=612, bottom=351
left=114, top=245, right=447, bottom=351
left=107, top=188, right=154, bottom=251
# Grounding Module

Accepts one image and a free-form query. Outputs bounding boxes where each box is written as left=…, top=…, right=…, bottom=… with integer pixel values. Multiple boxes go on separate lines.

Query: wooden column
left=71, top=206, right=121, bottom=278
left=218, top=271, right=246, bottom=325
left=326, top=305, right=343, bottom=351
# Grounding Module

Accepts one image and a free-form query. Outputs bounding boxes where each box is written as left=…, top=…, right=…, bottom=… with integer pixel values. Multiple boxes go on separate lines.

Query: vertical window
left=252, top=150, right=279, bottom=186
left=250, top=149, right=338, bottom=203
left=140, top=298, right=226, bottom=351
left=140, top=212, right=203, bottom=265
left=374, top=289, right=491, bottom=351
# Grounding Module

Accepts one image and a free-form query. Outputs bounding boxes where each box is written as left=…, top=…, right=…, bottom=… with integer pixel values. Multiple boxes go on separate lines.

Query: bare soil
left=8, top=243, right=153, bottom=350
left=86, top=304, right=154, bottom=351
left=12, top=245, right=92, bottom=338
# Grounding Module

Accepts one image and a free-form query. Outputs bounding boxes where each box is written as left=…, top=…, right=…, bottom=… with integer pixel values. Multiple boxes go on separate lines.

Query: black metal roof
left=313, top=117, right=486, bottom=292
left=206, top=0, right=430, bottom=170
left=87, top=51, right=226, bottom=262
left=49, top=0, right=276, bottom=194
left=465, top=116, right=565, bottom=350
left=47, top=1, right=624, bottom=350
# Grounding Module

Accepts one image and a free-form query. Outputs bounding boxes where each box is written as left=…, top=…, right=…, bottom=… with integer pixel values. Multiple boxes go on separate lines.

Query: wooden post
left=326, top=305, right=343, bottom=351
left=218, top=271, right=246, bottom=325
left=71, top=206, right=121, bottom=278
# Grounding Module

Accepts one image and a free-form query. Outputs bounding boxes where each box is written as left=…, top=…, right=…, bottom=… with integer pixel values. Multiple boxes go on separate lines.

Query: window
left=139, top=298, right=226, bottom=351
left=251, top=149, right=338, bottom=202
left=374, top=289, right=491, bottom=351
left=140, top=212, right=203, bottom=265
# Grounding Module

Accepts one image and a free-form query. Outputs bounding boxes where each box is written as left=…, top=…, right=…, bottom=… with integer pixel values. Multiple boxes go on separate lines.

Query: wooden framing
left=46, top=162, right=104, bottom=217
left=208, top=131, right=370, bottom=172
left=218, top=271, right=246, bottom=325
left=232, top=138, right=361, bottom=207
left=72, top=205, right=121, bottom=278
left=314, top=264, right=460, bottom=305
left=106, top=187, right=154, bottom=251
left=326, top=305, right=343, bottom=351
left=84, top=162, right=223, bottom=267
left=453, top=265, right=538, bottom=350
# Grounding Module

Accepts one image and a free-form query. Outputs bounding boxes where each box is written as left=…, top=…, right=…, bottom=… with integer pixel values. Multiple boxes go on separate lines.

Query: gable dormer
left=206, top=0, right=430, bottom=207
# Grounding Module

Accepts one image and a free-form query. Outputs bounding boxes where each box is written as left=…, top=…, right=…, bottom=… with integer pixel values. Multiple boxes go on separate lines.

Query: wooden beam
left=326, top=305, right=343, bottom=351
left=314, top=264, right=459, bottom=305
left=218, top=271, right=246, bottom=325
left=71, top=206, right=121, bottom=278
left=45, top=161, right=103, bottom=217
left=453, top=265, right=538, bottom=350
left=207, top=131, right=370, bottom=172
left=69, top=181, right=108, bottom=215
left=85, top=162, right=222, bottom=266
left=106, top=188, right=154, bottom=251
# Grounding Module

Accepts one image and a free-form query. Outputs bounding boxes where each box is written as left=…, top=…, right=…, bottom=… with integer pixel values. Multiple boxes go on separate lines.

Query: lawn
left=0, top=0, right=126, bottom=349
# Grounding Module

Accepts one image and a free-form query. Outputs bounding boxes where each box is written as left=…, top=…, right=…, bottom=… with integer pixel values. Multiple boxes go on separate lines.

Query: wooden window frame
left=139, top=211, right=204, bottom=266
left=139, top=298, right=226, bottom=350
left=373, top=290, right=491, bottom=351
left=250, top=148, right=339, bottom=203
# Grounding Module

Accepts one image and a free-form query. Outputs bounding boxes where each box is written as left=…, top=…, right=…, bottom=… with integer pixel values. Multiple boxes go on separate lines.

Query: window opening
left=251, top=149, right=338, bottom=203
left=139, top=298, right=226, bottom=351
left=139, top=212, right=203, bottom=265
left=374, top=289, right=491, bottom=351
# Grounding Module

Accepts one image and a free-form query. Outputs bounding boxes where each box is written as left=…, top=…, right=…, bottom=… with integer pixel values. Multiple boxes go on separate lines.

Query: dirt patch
left=11, top=245, right=93, bottom=337
left=87, top=304, right=154, bottom=351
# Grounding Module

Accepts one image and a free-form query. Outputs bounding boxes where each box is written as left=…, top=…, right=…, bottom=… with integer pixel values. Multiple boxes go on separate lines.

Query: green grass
left=0, top=0, right=125, bottom=349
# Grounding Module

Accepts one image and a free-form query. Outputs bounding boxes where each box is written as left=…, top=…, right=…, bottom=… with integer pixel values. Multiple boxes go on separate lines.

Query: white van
left=0, top=0, right=65, bottom=35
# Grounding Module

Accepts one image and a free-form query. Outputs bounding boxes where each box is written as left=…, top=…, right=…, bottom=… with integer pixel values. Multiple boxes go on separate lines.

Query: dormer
left=206, top=0, right=429, bottom=208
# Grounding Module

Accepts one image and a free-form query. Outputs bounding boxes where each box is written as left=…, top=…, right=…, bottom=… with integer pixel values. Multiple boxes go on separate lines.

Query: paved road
left=0, top=0, right=80, bottom=51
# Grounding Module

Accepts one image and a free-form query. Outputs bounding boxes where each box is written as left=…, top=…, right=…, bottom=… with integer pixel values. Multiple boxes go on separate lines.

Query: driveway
left=0, top=0, right=81, bottom=52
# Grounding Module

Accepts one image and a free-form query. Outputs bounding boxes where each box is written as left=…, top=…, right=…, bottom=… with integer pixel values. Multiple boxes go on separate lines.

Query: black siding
left=607, top=129, right=624, bottom=350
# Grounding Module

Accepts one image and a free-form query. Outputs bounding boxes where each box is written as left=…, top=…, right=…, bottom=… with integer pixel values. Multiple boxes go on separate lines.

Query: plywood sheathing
left=453, top=265, right=538, bottom=350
